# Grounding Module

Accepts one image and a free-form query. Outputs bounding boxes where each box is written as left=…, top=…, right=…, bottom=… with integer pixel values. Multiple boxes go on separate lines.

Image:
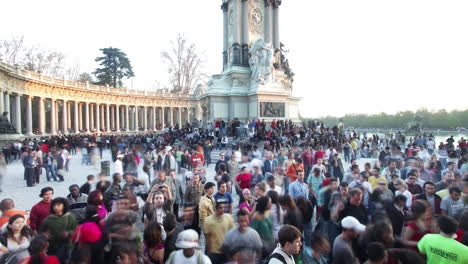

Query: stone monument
left=202, top=0, right=301, bottom=122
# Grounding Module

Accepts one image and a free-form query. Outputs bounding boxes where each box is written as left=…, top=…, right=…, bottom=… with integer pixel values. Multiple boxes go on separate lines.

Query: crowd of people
left=0, top=119, right=467, bottom=264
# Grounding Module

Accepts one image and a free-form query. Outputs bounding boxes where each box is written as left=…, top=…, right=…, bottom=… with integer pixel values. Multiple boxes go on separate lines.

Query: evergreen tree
left=93, top=47, right=134, bottom=87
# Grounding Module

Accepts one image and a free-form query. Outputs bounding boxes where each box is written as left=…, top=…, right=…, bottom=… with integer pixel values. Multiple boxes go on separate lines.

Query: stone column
left=78, top=103, right=82, bottom=131
left=4, top=93, right=10, bottom=121
left=241, top=0, right=250, bottom=66
left=185, top=108, right=190, bottom=125
left=232, top=0, right=241, bottom=65
left=15, top=95, right=22, bottom=134
left=50, top=99, right=56, bottom=134
left=135, top=106, right=139, bottom=131
left=67, top=102, right=71, bottom=132
left=125, top=105, right=130, bottom=131
left=85, top=102, right=90, bottom=133
left=178, top=108, right=182, bottom=128
left=88, top=104, right=92, bottom=131
left=222, top=1, right=228, bottom=68
left=106, top=104, right=110, bottom=132
left=62, top=100, right=68, bottom=134
left=264, top=0, right=273, bottom=43
left=100, top=105, right=104, bottom=130
left=116, top=105, right=120, bottom=132
left=160, top=108, right=165, bottom=128
left=153, top=107, right=157, bottom=130
left=39, top=98, right=45, bottom=134
left=169, top=107, right=174, bottom=127
left=143, top=106, right=147, bottom=131
left=272, top=0, right=280, bottom=49
left=74, top=102, right=79, bottom=133
left=0, top=91, right=4, bottom=114
left=96, top=103, right=100, bottom=133
left=25, top=96, right=33, bottom=135
left=110, top=105, right=115, bottom=130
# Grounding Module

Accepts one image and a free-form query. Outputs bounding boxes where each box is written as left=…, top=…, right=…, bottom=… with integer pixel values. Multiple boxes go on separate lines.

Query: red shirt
left=191, top=153, right=205, bottom=166
left=236, top=173, right=252, bottom=189
left=30, top=201, right=51, bottom=231
left=314, top=151, right=325, bottom=164
left=20, top=254, right=60, bottom=264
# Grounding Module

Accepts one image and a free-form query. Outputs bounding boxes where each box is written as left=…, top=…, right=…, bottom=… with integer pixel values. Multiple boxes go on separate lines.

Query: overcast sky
left=1, top=0, right=467, bottom=117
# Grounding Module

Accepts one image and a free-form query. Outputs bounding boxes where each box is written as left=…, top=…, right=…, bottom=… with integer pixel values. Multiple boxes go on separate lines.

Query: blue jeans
left=440, top=158, right=447, bottom=170
left=46, top=165, right=58, bottom=181
left=81, top=154, right=90, bottom=165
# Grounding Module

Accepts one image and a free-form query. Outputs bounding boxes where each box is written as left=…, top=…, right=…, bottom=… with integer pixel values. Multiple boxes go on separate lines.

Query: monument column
left=135, top=106, right=139, bottom=131
left=85, top=102, right=90, bottom=133
left=222, top=2, right=228, bottom=68
left=116, top=105, right=120, bottom=132
left=264, top=0, right=273, bottom=43
left=96, top=103, right=100, bottom=133
left=241, top=0, right=250, bottom=66
left=39, top=98, right=45, bottom=134
left=106, top=104, right=110, bottom=132
left=50, top=99, right=56, bottom=135
left=74, top=102, right=79, bottom=133
left=4, top=93, right=10, bottom=121
left=272, top=0, right=281, bottom=49
left=15, top=95, right=22, bottom=134
left=232, top=0, right=241, bottom=65
left=25, top=96, right=33, bottom=135
left=62, top=100, right=68, bottom=134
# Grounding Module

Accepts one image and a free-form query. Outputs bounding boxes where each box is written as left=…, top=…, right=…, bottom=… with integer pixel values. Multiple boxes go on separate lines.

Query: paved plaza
left=0, top=149, right=219, bottom=212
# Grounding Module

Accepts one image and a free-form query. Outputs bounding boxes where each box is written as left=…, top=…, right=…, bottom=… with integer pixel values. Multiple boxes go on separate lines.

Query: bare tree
left=0, top=35, right=24, bottom=65
left=161, top=34, right=207, bottom=94
left=22, top=46, right=66, bottom=78
left=1, top=36, right=84, bottom=80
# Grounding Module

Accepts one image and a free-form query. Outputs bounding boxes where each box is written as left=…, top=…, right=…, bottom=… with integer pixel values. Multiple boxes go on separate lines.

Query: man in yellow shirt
left=368, top=168, right=388, bottom=189
left=199, top=182, right=215, bottom=230
left=204, top=201, right=234, bottom=263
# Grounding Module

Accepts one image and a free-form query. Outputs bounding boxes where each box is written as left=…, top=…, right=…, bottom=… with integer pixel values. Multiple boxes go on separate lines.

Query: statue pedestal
left=202, top=67, right=300, bottom=122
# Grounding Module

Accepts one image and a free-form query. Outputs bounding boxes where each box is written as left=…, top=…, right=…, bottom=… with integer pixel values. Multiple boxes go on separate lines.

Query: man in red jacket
left=314, top=146, right=326, bottom=164
left=30, top=187, right=54, bottom=232
left=191, top=150, right=205, bottom=167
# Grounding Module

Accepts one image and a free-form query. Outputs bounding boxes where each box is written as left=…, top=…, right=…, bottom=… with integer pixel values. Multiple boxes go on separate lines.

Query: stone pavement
left=0, top=149, right=221, bottom=212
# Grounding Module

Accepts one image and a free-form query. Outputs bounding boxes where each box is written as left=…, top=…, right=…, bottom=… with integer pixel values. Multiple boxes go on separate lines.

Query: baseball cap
left=341, top=216, right=366, bottom=232
left=176, top=229, right=200, bottom=249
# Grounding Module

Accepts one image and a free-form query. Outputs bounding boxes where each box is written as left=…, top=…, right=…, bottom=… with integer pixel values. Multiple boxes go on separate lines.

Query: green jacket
left=40, top=212, right=77, bottom=251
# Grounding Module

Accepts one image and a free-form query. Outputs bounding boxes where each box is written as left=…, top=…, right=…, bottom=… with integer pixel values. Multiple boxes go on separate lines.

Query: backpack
left=264, top=252, right=287, bottom=264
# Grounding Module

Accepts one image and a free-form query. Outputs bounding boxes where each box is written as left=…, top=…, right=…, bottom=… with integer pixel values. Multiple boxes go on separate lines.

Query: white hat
left=117, top=154, right=124, bottom=159
left=341, top=216, right=366, bottom=233
left=165, top=146, right=172, bottom=152
left=176, top=229, right=199, bottom=249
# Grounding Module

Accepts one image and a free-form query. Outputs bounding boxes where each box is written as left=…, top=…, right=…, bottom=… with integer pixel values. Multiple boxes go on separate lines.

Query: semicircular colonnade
left=0, top=62, right=201, bottom=137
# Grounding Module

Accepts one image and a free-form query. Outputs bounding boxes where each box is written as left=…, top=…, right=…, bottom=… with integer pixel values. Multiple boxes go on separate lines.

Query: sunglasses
left=378, top=183, right=386, bottom=185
